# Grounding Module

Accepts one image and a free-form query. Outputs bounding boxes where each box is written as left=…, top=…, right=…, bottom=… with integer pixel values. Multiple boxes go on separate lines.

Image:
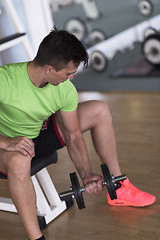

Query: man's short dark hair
left=34, top=26, right=88, bottom=71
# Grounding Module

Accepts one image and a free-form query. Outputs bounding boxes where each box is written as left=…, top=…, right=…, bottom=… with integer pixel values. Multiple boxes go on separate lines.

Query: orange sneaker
left=107, top=178, right=156, bottom=207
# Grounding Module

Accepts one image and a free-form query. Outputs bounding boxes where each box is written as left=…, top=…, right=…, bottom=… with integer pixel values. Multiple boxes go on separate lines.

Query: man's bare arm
left=0, top=134, right=35, bottom=157
left=58, top=110, right=103, bottom=194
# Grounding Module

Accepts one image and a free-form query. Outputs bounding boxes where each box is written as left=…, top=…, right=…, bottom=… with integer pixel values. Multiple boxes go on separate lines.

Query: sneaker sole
left=107, top=199, right=156, bottom=207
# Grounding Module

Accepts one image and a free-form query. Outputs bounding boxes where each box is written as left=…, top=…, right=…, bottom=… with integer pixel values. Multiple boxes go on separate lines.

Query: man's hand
left=5, top=136, right=35, bottom=157
left=83, top=174, right=104, bottom=195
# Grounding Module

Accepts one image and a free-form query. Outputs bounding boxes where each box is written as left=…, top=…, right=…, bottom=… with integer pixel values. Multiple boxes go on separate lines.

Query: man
left=0, top=27, right=156, bottom=240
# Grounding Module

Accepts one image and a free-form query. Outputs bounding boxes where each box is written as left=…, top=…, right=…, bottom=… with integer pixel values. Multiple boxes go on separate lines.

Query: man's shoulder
left=59, top=79, right=77, bottom=91
left=0, top=62, right=28, bottom=79
left=0, top=62, right=28, bottom=72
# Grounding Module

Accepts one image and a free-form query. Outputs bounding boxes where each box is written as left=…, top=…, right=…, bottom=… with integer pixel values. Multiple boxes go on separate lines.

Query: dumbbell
left=60, top=164, right=126, bottom=209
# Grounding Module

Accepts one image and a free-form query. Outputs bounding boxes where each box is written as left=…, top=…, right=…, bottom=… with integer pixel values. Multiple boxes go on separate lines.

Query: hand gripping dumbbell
left=60, top=164, right=126, bottom=209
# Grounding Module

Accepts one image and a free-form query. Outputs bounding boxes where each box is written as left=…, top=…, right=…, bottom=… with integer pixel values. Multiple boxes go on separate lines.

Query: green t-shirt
left=0, top=62, right=78, bottom=139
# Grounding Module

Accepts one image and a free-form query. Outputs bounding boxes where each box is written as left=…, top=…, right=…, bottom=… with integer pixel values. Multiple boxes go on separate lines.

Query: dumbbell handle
left=60, top=174, right=126, bottom=199
left=112, top=174, right=127, bottom=184
left=81, top=174, right=126, bottom=191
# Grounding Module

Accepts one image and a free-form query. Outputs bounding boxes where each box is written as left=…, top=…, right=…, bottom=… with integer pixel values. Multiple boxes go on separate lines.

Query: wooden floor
left=0, top=92, right=160, bottom=240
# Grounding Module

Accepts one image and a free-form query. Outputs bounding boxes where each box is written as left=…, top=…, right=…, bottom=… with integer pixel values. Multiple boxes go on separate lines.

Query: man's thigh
left=0, top=149, right=31, bottom=176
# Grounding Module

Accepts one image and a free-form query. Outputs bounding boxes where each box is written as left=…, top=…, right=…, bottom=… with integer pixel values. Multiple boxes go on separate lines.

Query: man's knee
left=95, top=101, right=113, bottom=123
left=5, top=151, right=32, bottom=180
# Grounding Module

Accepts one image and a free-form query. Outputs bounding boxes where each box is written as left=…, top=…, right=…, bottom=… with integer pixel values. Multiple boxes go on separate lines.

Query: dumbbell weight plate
left=137, top=0, right=153, bottom=17
left=64, top=17, right=87, bottom=42
left=101, top=164, right=117, bottom=200
left=70, top=172, right=85, bottom=209
left=90, top=51, right=108, bottom=72
left=142, top=34, right=160, bottom=66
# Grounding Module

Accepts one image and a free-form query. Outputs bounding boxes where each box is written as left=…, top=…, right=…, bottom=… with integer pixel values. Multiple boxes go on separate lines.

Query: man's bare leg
left=77, top=101, right=122, bottom=176
left=56, top=100, right=121, bottom=176
left=0, top=149, right=42, bottom=240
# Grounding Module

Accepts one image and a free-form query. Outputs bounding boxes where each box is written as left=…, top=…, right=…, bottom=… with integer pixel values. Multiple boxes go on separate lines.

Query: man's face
left=47, top=61, right=78, bottom=86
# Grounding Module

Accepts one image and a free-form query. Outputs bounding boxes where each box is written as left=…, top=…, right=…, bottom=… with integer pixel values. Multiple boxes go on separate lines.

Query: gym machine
left=64, top=17, right=106, bottom=47
left=76, top=14, right=160, bottom=72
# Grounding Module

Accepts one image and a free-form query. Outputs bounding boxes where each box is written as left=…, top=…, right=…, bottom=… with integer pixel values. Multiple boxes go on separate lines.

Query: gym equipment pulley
left=144, top=27, right=158, bottom=39
left=88, top=29, right=107, bottom=46
left=137, top=0, right=153, bottom=17
left=90, top=51, right=108, bottom=72
left=64, top=17, right=106, bottom=47
left=64, top=17, right=87, bottom=42
left=142, top=34, right=160, bottom=66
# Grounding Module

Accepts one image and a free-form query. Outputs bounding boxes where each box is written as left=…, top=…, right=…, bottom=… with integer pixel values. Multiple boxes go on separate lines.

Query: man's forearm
left=66, top=133, right=92, bottom=180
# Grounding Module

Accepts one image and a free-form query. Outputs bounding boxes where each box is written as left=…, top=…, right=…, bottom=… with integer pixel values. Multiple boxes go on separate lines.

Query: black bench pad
left=0, top=151, right=58, bottom=179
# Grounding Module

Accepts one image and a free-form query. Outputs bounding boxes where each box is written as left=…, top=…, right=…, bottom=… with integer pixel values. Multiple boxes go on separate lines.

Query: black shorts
left=32, top=114, right=65, bottom=159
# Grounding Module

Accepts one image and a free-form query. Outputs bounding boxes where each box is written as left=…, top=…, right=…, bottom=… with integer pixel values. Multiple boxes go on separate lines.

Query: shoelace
left=121, top=180, right=141, bottom=193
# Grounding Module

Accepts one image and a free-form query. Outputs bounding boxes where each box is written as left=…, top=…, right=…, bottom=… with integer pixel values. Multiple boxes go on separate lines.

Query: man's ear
left=45, top=65, right=55, bottom=74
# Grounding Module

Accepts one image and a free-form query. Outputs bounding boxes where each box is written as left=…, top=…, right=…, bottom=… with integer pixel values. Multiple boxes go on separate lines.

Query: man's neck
left=27, top=61, right=47, bottom=88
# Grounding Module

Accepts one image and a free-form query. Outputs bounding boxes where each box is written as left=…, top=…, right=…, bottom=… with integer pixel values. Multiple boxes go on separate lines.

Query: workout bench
left=0, top=152, right=73, bottom=230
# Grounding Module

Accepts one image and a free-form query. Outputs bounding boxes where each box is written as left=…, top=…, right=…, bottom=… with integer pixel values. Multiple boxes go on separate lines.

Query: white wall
left=0, top=0, right=29, bottom=64
left=0, top=0, right=54, bottom=65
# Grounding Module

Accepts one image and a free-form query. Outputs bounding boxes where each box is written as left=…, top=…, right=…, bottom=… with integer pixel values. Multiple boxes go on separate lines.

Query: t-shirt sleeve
left=60, top=80, right=78, bottom=112
left=0, top=67, right=7, bottom=101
